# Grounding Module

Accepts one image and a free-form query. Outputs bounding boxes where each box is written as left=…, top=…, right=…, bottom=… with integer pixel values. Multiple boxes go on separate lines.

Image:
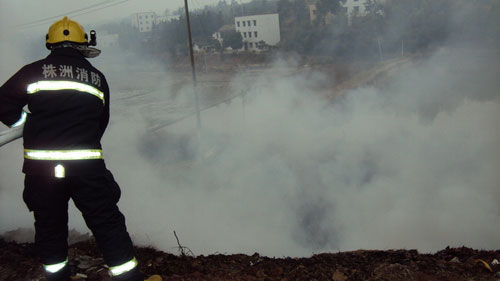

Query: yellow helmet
left=46, top=16, right=88, bottom=48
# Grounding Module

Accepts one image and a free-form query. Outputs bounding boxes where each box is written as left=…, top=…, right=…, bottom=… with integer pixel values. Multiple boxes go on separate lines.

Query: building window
left=249, top=32, right=252, bottom=38
left=253, top=20, right=257, bottom=26
left=237, top=21, right=240, bottom=27
left=247, top=20, right=251, bottom=26
left=249, top=42, right=253, bottom=48
left=243, top=32, right=247, bottom=38
left=353, top=6, right=359, bottom=13
left=243, top=21, right=246, bottom=27
left=254, top=31, right=258, bottom=37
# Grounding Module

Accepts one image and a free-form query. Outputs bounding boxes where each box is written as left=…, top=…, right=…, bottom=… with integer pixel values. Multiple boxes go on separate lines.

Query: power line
left=15, top=0, right=122, bottom=27
left=16, top=0, right=130, bottom=29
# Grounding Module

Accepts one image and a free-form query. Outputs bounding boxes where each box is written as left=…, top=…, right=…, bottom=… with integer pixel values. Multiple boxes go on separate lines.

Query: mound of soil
left=1, top=238, right=498, bottom=281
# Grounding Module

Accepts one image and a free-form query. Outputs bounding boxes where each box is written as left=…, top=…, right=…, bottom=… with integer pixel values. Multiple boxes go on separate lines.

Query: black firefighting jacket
left=0, top=47, right=110, bottom=176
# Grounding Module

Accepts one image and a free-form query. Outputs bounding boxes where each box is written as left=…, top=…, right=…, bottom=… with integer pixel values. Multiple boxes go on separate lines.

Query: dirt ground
left=1, top=237, right=499, bottom=281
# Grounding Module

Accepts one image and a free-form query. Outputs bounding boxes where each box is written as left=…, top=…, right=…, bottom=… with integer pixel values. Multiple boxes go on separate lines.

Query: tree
left=315, top=0, right=346, bottom=26
left=190, top=10, right=224, bottom=39
left=277, top=0, right=292, bottom=25
left=292, top=0, right=309, bottom=26
left=382, top=0, right=453, bottom=53
left=364, top=0, right=383, bottom=16
left=448, top=0, right=500, bottom=44
left=231, top=0, right=242, bottom=17
left=211, top=38, right=223, bottom=53
left=221, top=30, right=243, bottom=50
left=256, top=40, right=269, bottom=50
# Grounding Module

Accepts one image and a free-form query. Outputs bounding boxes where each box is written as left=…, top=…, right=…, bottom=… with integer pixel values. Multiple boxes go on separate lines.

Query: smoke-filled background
left=1, top=0, right=499, bottom=257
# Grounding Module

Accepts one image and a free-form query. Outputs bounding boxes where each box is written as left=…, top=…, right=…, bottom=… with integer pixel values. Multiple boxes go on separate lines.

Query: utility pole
left=377, top=37, right=383, bottom=61
left=184, top=0, right=202, bottom=133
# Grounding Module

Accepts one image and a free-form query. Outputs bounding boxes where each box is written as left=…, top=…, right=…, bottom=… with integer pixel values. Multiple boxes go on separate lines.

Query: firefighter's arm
left=0, top=68, right=29, bottom=128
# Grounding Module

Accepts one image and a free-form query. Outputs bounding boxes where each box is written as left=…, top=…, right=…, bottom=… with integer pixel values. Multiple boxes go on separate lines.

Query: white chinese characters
left=59, top=65, right=73, bottom=78
left=76, top=67, right=89, bottom=82
left=91, top=72, right=101, bottom=87
left=40, top=64, right=101, bottom=87
left=42, top=64, right=57, bottom=79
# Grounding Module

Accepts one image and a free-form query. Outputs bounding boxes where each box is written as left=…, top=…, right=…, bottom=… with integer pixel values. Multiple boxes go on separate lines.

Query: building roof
left=218, top=24, right=235, bottom=32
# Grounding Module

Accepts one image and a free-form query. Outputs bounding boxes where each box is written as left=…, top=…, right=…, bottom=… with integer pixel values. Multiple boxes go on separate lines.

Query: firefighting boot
left=144, top=275, right=162, bottom=281
left=45, top=264, right=70, bottom=281
left=111, top=267, right=144, bottom=281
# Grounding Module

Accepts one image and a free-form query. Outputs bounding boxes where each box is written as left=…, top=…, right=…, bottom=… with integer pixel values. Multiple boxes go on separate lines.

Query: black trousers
left=23, top=169, right=140, bottom=280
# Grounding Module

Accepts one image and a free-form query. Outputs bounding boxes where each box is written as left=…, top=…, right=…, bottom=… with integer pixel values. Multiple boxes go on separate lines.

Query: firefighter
left=0, top=17, right=161, bottom=281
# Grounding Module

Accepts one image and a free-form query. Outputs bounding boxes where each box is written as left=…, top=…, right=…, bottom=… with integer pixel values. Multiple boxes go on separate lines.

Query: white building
left=131, top=12, right=156, bottom=32
left=344, top=0, right=366, bottom=18
left=212, top=24, right=235, bottom=48
left=234, top=13, right=280, bottom=52
left=308, top=0, right=385, bottom=25
left=343, top=0, right=386, bottom=24
left=156, top=14, right=181, bottom=24
left=213, top=32, right=223, bottom=43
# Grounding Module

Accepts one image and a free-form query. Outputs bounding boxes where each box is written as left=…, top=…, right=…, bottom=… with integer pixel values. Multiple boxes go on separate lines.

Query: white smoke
left=92, top=45, right=500, bottom=256
left=0, top=1, right=40, bottom=234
